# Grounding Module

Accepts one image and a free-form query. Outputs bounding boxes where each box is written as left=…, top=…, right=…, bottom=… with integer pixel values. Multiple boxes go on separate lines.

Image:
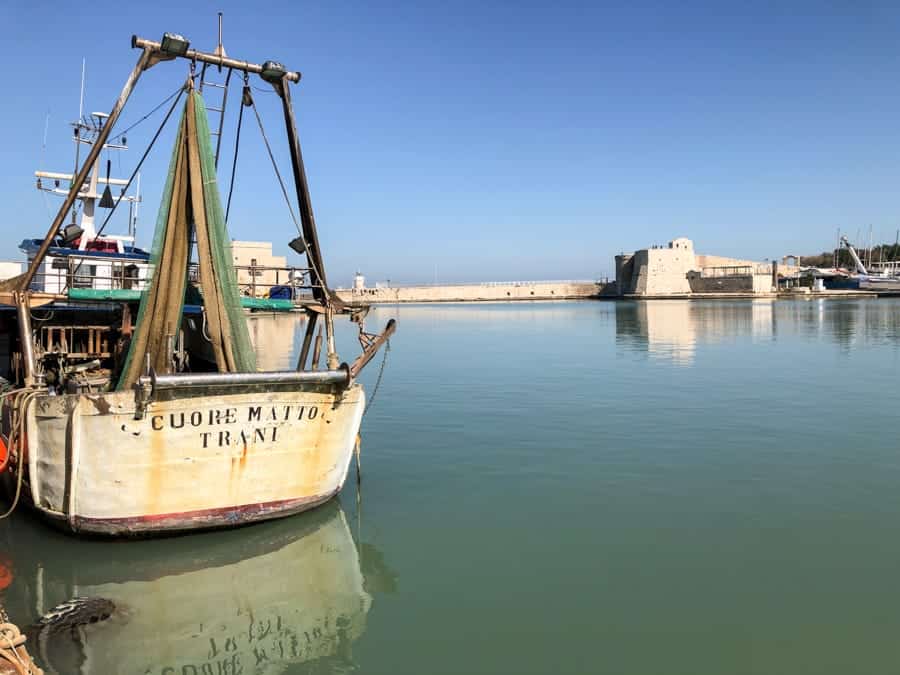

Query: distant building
left=616, top=237, right=696, bottom=295
left=0, top=262, right=23, bottom=282
left=615, top=237, right=795, bottom=296
left=231, top=241, right=289, bottom=297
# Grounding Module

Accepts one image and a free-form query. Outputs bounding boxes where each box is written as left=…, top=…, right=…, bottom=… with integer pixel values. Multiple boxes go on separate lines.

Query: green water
left=3, top=298, right=900, bottom=674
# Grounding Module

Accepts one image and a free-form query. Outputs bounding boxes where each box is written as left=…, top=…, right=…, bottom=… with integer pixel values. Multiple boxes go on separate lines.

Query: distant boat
left=838, top=235, right=900, bottom=293
left=25, top=109, right=151, bottom=294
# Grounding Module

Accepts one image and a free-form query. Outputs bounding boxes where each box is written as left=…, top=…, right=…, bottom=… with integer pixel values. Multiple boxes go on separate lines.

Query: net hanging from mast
left=118, top=88, right=256, bottom=389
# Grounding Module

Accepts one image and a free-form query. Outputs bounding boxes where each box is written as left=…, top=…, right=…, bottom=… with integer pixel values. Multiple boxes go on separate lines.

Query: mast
left=271, top=78, right=333, bottom=306
left=9, top=46, right=154, bottom=293
left=840, top=235, right=868, bottom=275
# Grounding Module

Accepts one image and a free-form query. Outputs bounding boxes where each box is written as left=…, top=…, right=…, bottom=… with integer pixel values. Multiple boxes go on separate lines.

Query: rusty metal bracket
left=132, top=369, right=155, bottom=420
left=350, top=319, right=396, bottom=379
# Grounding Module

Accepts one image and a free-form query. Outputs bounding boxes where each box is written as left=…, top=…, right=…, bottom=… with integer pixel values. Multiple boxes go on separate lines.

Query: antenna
left=79, top=58, right=86, bottom=120
left=40, top=112, right=50, bottom=167
left=131, top=171, right=141, bottom=239
left=214, top=12, right=226, bottom=62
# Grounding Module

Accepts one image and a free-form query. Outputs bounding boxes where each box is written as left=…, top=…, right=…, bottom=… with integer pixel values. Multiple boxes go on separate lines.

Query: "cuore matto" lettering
left=150, top=405, right=319, bottom=431
left=148, top=404, right=320, bottom=449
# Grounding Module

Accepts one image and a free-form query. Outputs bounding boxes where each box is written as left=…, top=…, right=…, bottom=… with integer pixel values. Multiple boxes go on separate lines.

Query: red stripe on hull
left=37, top=490, right=340, bottom=537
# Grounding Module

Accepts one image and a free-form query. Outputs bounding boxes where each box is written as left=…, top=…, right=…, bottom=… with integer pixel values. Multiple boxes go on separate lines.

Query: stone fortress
left=615, top=237, right=797, bottom=297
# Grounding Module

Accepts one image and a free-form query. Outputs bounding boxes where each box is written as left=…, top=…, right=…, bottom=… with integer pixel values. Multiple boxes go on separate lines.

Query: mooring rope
left=0, top=619, right=43, bottom=675
left=0, top=389, right=41, bottom=521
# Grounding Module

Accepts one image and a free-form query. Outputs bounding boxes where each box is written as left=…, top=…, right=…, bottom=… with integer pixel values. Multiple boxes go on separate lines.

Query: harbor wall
left=336, top=281, right=606, bottom=304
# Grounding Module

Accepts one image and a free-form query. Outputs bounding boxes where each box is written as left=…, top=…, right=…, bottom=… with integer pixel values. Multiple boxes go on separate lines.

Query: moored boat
left=0, top=27, right=395, bottom=536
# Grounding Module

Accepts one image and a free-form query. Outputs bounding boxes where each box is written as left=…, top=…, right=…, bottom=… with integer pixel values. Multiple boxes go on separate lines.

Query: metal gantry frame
left=8, top=30, right=394, bottom=384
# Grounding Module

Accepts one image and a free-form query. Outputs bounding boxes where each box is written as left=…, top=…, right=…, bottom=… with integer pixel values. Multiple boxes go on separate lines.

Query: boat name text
left=149, top=405, right=320, bottom=448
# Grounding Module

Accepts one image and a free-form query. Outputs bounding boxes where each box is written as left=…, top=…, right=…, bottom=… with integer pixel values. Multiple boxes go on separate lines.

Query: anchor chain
left=363, top=339, right=390, bottom=417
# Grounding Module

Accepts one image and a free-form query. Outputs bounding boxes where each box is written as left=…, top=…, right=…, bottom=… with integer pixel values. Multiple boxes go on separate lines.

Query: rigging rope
left=70, top=85, right=186, bottom=280
left=224, top=76, right=248, bottom=224
left=247, top=89, right=301, bottom=232
left=115, top=86, right=183, bottom=142
left=247, top=90, right=330, bottom=297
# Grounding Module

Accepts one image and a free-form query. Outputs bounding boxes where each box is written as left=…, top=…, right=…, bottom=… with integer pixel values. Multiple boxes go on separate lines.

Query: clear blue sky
left=4, top=0, right=900, bottom=284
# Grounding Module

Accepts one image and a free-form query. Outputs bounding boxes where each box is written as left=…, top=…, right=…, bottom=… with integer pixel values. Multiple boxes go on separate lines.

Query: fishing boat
left=0, top=27, right=395, bottom=536
left=25, top=109, right=151, bottom=296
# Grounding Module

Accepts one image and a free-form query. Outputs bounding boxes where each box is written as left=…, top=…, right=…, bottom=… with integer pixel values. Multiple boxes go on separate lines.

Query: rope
left=115, top=86, right=183, bottom=142
left=363, top=339, right=390, bottom=416
left=246, top=93, right=331, bottom=299
left=224, top=76, right=248, bottom=225
left=0, top=620, right=43, bottom=675
left=0, top=390, right=41, bottom=520
left=0, top=625, right=25, bottom=649
left=247, top=90, right=301, bottom=233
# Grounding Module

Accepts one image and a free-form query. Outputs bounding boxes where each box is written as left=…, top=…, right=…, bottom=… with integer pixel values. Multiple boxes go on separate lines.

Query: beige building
left=0, top=262, right=23, bottom=281
left=230, top=241, right=290, bottom=297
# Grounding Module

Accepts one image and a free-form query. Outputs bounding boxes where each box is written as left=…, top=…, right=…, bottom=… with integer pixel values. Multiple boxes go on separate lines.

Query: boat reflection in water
left=8, top=501, right=393, bottom=674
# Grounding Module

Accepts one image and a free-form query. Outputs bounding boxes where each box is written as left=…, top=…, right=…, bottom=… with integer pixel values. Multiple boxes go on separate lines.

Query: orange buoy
left=0, top=555, right=12, bottom=591
left=0, top=436, right=7, bottom=473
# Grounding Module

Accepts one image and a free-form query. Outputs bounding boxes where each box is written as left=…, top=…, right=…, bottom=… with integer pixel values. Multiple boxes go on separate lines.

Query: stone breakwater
left=336, top=281, right=610, bottom=304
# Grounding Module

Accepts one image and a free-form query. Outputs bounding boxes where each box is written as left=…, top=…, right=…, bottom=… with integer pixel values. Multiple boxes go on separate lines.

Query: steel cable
left=70, top=84, right=187, bottom=281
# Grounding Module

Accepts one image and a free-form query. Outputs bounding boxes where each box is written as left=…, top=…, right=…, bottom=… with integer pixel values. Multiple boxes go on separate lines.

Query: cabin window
left=123, top=264, right=139, bottom=290
left=70, top=264, right=96, bottom=289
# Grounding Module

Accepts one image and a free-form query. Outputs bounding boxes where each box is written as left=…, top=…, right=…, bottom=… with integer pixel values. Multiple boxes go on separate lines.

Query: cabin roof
left=19, top=239, right=150, bottom=261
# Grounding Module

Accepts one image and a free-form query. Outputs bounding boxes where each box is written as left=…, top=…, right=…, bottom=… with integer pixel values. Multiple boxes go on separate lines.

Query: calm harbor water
left=3, top=298, right=900, bottom=674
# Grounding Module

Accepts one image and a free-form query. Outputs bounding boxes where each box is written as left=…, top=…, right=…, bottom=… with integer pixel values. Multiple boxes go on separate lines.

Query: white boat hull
left=15, top=383, right=365, bottom=535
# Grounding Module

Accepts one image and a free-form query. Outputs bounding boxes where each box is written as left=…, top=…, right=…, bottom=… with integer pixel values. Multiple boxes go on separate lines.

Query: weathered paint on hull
left=14, top=383, right=365, bottom=536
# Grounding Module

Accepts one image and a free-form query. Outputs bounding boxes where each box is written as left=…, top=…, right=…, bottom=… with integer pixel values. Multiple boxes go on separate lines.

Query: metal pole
left=131, top=36, right=301, bottom=83
left=15, top=48, right=154, bottom=293
left=274, top=78, right=332, bottom=305
left=16, top=294, right=36, bottom=386
left=296, top=311, right=318, bottom=371
left=325, top=306, right=338, bottom=370
left=312, top=326, right=323, bottom=370
left=143, top=367, right=350, bottom=390
left=349, top=319, right=397, bottom=378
